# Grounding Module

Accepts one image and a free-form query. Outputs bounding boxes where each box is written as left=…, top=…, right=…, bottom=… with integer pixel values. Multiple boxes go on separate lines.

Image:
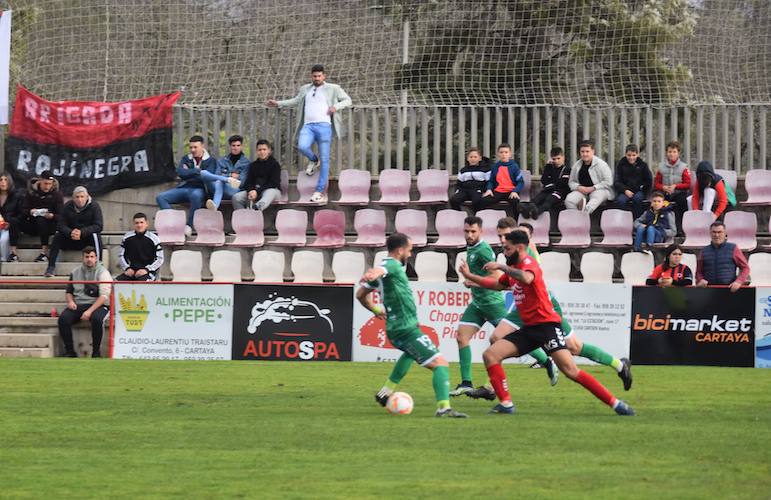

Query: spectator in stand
left=479, top=143, right=524, bottom=218
left=201, top=134, right=250, bottom=210
left=449, top=147, right=491, bottom=212
left=688, top=161, right=735, bottom=219
left=156, top=135, right=217, bottom=235
left=266, top=64, right=352, bottom=203
left=565, top=140, right=615, bottom=214
left=45, top=186, right=103, bottom=277
left=116, top=213, right=164, bottom=281
left=633, top=191, right=675, bottom=252
left=58, top=246, right=112, bottom=358
left=19, top=170, right=63, bottom=263
left=0, top=173, right=23, bottom=262
left=523, top=146, right=570, bottom=220
left=232, top=139, right=283, bottom=211
left=696, top=221, right=750, bottom=292
left=646, top=244, right=693, bottom=287
left=653, top=140, right=690, bottom=219
left=613, top=144, right=652, bottom=219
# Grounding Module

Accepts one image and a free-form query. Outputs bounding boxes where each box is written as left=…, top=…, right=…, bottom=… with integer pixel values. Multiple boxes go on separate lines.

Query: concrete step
left=0, top=347, right=55, bottom=358
left=11, top=249, right=95, bottom=261
left=0, top=302, right=62, bottom=316
left=0, top=262, right=81, bottom=277
left=0, top=332, right=57, bottom=348
left=0, top=277, right=70, bottom=289
left=0, top=316, right=59, bottom=333
left=0, top=289, right=63, bottom=302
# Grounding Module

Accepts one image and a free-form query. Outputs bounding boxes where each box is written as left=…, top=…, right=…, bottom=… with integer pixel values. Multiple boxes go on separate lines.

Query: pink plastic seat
left=274, top=170, right=290, bottom=205
left=724, top=211, right=757, bottom=251
left=714, top=169, right=737, bottom=192
left=594, top=209, right=633, bottom=247
left=189, top=209, right=225, bottom=246
left=336, top=169, right=371, bottom=205
left=228, top=209, right=265, bottom=247
left=432, top=209, right=467, bottom=248
left=292, top=170, right=326, bottom=206
left=395, top=209, right=428, bottom=247
left=154, top=209, right=187, bottom=245
left=518, top=211, right=550, bottom=247
left=271, top=209, right=308, bottom=247
left=519, top=170, right=532, bottom=202
left=743, top=169, right=771, bottom=206
left=415, top=169, right=449, bottom=204
left=376, top=169, right=412, bottom=205
left=681, top=210, right=715, bottom=249
left=553, top=209, right=591, bottom=248
left=309, top=209, right=346, bottom=248
left=349, top=209, right=386, bottom=248
left=476, top=209, right=507, bottom=246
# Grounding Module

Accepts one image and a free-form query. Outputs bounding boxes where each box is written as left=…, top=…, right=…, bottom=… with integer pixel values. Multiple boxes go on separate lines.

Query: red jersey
left=498, top=255, right=561, bottom=325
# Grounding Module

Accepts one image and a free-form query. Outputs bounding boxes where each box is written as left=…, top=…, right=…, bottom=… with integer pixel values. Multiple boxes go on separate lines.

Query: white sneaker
left=305, top=160, right=319, bottom=176
left=228, top=177, right=241, bottom=189
left=184, top=225, right=193, bottom=237
left=310, top=191, right=327, bottom=203
left=205, top=199, right=217, bottom=210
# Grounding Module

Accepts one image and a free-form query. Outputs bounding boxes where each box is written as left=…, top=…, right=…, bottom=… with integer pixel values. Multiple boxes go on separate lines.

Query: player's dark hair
left=625, top=144, right=639, bottom=153
left=311, top=64, right=325, bottom=73
left=518, top=222, right=534, bottom=235
left=497, top=143, right=512, bottom=151
left=549, top=147, right=564, bottom=157
left=81, top=245, right=97, bottom=255
left=666, top=140, right=681, bottom=152
left=256, top=139, right=272, bottom=149
left=662, top=244, right=685, bottom=268
left=228, top=134, right=243, bottom=144
left=496, top=216, right=517, bottom=230
left=505, top=230, right=529, bottom=246
left=386, top=232, right=411, bottom=252
left=651, top=190, right=665, bottom=199
left=464, top=216, right=483, bottom=228
left=710, top=221, right=726, bottom=230
left=466, top=147, right=481, bottom=156
left=189, top=135, right=204, bottom=144
left=578, top=139, right=594, bottom=150
left=133, top=212, right=147, bottom=221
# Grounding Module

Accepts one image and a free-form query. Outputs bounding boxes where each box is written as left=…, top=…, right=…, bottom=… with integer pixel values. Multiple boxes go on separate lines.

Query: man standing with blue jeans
left=266, top=64, right=352, bottom=203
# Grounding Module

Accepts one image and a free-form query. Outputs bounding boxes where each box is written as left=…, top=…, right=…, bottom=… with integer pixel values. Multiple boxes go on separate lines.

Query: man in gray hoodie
left=565, top=140, right=615, bottom=214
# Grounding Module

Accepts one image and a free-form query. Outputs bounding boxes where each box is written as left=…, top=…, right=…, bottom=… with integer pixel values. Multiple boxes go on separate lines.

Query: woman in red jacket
left=689, top=161, right=730, bottom=218
left=646, top=244, right=693, bottom=287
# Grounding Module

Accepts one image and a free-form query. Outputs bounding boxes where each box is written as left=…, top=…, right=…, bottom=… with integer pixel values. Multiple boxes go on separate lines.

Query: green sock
left=387, top=353, right=415, bottom=386
left=459, top=345, right=473, bottom=383
left=579, top=342, right=617, bottom=368
left=529, top=348, right=549, bottom=365
left=432, top=365, right=450, bottom=406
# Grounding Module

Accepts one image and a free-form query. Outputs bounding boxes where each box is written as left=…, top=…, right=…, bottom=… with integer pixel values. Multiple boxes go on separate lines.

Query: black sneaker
left=435, top=408, right=468, bottom=418
left=618, top=357, right=633, bottom=391
left=7, top=253, right=19, bottom=262
left=465, top=385, right=496, bottom=401
left=544, top=357, right=559, bottom=386
left=375, top=390, right=390, bottom=407
left=92, top=351, right=101, bottom=358
left=449, top=381, right=474, bottom=397
left=34, top=253, right=48, bottom=262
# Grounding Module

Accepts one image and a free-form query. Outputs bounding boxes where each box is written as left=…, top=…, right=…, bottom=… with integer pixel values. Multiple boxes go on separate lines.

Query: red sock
left=486, top=363, right=512, bottom=404
left=575, top=370, right=617, bottom=407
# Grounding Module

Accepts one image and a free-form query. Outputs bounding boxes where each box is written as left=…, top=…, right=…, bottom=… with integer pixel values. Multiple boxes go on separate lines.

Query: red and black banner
left=5, top=86, right=180, bottom=195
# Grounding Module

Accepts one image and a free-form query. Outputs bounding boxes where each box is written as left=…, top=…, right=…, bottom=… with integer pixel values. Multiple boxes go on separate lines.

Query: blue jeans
left=298, top=122, right=333, bottom=193
left=156, top=186, right=205, bottom=226
left=634, top=225, right=664, bottom=251
left=616, top=190, right=646, bottom=218
left=200, top=170, right=240, bottom=208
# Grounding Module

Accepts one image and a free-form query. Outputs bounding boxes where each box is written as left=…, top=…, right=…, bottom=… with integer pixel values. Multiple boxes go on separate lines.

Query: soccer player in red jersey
left=459, top=230, right=635, bottom=416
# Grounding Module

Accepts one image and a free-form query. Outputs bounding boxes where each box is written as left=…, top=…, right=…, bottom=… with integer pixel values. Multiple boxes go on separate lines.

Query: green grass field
left=1, top=359, right=769, bottom=499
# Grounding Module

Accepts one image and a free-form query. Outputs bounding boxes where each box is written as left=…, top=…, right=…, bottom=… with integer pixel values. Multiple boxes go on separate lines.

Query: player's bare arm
left=459, top=261, right=506, bottom=291
left=355, top=286, right=386, bottom=319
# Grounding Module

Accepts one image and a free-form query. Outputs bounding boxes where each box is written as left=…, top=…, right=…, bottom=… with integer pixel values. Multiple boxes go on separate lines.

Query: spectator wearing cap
left=696, top=221, right=750, bottom=292
left=19, top=170, right=64, bottom=263
left=45, top=186, right=103, bottom=277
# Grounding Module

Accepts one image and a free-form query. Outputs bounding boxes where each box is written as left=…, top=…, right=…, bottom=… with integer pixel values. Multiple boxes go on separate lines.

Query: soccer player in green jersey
left=357, top=233, right=468, bottom=418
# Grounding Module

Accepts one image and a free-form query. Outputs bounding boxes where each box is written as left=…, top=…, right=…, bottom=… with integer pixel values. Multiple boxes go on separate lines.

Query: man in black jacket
left=524, top=147, right=570, bottom=219
left=45, top=186, right=103, bottom=277
left=231, top=139, right=282, bottom=210
left=614, top=144, right=652, bottom=219
left=19, top=171, right=64, bottom=262
left=116, top=213, right=164, bottom=281
left=449, top=147, right=490, bottom=212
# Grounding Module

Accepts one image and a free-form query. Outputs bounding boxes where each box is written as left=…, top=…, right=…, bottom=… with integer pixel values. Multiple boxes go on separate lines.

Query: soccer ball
left=386, top=392, right=413, bottom=415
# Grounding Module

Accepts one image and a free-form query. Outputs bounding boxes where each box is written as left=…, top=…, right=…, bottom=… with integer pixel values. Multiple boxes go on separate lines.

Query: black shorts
left=502, top=322, right=567, bottom=355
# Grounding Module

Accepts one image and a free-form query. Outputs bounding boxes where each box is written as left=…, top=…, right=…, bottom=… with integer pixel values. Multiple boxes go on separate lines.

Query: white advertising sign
left=112, top=283, right=233, bottom=360
left=755, top=287, right=771, bottom=368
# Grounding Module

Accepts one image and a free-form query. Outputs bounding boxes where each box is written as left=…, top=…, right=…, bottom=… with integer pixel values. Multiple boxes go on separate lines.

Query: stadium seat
left=189, top=209, right=226, bottom=246
left=763, top=219, right=771, bottom=251
left=228, top=209, right=265, bottom=247
left=252, top=250, right=285, bottom=282
left=414, top=251, right=448, bottom=282
left=724, top=211, right=757, bottom=251
left=376, top=169, right=412, bottom=204
left=335, top=169, right=371, bottom=205
left=681, top=210, right=715, bottom=249
left=170, top=250, right=203, bottom=281
left=372, top=250, right=388, bottom=268
left=681, top=253, right=698, bottom=274
left=349, top=209, right=387, bottom=248
left=519, top=170, right=532, bottom=202
left=433, top=209, right=467, bottom=248
left=553, top=210, right=591, bottom=248
left=579, top=252, right=614, bottom=283
left=748, top=253, right=771, bottom=286
left=595, top=209, right=633, bottom=247
left=454, top=251, right=467, bottom=277
left=518, top=211, right=550, bottom=247
left=271, top=209, right=308, bottom=247
left=292, top=169, right=326, bottom=206
left=209, top=250, right=242, bottom=282
left=291, top=250, right=325, bottom=283
left=620, top=252, right=654, bottom=285
left=477, top=209, right=507, bottom=246
left=274, top=170, right=290, bottom=205
left=332, top=251, right=366, bottom=283
left=154, top=209, right=187, bottom=245
left=309, top=209, right=346, bottom=248
left=540, top=251, right=571, bottom=283
left=714, top=168, right=737, bottom=192
left=742, top=169, right=771, bottom=206
left=395, top=209, right=428, bottom=247
left=415, top=169, right=449, bottom=204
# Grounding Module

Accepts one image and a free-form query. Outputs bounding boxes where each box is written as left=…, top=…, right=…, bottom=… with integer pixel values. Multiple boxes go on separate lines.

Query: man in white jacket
left=565, top=140, right=615, bottom=214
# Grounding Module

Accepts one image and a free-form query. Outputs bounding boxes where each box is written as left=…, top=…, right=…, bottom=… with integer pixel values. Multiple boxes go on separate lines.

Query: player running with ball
left=357, top=233, right=468, bottom=418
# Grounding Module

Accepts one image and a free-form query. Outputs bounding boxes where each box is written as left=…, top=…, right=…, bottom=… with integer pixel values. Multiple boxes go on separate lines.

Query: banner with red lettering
left=5, top=86, right=180, bottom=194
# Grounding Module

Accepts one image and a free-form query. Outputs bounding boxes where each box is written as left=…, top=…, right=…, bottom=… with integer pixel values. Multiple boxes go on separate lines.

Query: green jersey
left=365, top=256, right=418, bottom=337
left=467, top=240, right=506, bottom=309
